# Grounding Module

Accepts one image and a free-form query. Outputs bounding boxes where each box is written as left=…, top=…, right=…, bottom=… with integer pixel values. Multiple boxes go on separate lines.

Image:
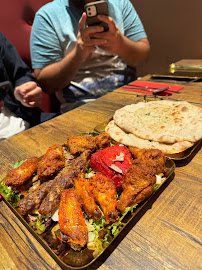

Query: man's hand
left=89, top=15, right=123, bottom=55
left=14, top=81, right=42, bottom=108
left=76, top=12, right=107, bottom=62
left=89, top=15, right=150, bottom=67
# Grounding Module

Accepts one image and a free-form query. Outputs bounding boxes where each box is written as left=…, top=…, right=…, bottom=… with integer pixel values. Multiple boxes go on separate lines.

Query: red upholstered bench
left=0, top=0, right=59, bottom=112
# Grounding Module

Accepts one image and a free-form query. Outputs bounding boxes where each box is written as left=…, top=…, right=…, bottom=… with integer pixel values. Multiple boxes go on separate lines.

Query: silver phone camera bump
left=86, top=5, right=97, bottom=17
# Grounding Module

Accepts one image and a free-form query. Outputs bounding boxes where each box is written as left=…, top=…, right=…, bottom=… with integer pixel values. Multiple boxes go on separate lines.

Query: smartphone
left=0, top=81, right=12, bottom=101
left=84, top=0, right=109, bottom=32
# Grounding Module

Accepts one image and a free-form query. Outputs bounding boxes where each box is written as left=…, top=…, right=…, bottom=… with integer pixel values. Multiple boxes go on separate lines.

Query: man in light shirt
left=31, top=0, right=150, bottom=112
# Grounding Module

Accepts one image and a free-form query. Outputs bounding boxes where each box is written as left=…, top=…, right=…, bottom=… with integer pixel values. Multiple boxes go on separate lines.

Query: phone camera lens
left=88, top=7, right=91, bottom=11
left=89, top=12, right=91, bottom=16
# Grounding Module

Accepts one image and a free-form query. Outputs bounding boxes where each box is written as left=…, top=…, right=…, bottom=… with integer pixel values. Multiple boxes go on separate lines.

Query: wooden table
left=0, top=74, right=201, bottom=270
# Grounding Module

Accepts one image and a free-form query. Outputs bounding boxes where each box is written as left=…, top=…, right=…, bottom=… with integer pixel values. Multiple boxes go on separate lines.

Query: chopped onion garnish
left=88, top=171, right=96, bottom=178
left=109, top=164, right=123, bottom=174
left=52, top=208, right=59, bottom=222
left=156, top=174, right=166, bottom=185
left=112, top=152, right=124, bottom=162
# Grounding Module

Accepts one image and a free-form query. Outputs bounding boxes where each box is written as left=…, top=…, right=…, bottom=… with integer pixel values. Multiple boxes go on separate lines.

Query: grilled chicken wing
left=39, top=150, right=91, bottom=217
left=37, top=144, right=65, bottom=180
left=5, top=157, right=39, bottom=187
left=59, top=189, right=88, bottom=251
left=117, top=148, right=167, bottom=213
left=74, top=173, right=102, bottom=220
left=90, top=173, right=119, bottom=224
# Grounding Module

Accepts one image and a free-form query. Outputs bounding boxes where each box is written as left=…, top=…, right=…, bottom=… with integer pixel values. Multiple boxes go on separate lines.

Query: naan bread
left=113, top=100, right=202, bottom=144
left=105, top=120, right=193, bottom=154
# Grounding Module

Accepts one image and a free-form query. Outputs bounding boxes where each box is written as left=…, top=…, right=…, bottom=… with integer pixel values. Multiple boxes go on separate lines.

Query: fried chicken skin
left=59, top=189, right=88, bottom=251
left=117, top=163, right=154, bottom=213
left=5, top=157, right=39, bottom=187
left=65, top=134, right=111, bottom=155
left=129, top=147, right=167, bottom=175
left=39, top=150, right=91, bottom=217
left=94, top=133, right=111, bottom=150
left=65, top=135, right=96, bottom=155
left=37, top=144, right=65, bottom=180
left=74, top=173, right=102, bottom=220
left=117, top=148, right=167, bottom=213
left=90, top=173, right=119, bottom=224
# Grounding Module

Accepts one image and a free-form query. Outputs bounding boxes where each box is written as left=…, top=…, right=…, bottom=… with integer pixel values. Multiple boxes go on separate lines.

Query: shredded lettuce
left=153, top=183, right=161, bottom=191
left=28, top=212, right=50, bottom=234
left=86, top=219, right=105, bottom=257
left=0, top=182, right=22, bottom=207
left=0, top=160, right=27, bottom=206
left=84, top=204, right=138, bottom=257
left=89, top=215, right=106, bottom=231
left=13, top=159, right=27, bottom=168
left=107, top=204, right=138, bottom=238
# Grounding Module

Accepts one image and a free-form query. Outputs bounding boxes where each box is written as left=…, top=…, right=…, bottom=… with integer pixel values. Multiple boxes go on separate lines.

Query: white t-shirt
left=0, top=106, right=30, bottom=141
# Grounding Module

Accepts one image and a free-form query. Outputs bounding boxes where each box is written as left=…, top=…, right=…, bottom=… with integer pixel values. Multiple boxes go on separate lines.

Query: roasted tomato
left=90, top=144, right=133, bottom=190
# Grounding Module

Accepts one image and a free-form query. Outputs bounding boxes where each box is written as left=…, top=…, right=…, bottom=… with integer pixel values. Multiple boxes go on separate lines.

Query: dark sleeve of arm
left=0, top=32, right=35, bottom=88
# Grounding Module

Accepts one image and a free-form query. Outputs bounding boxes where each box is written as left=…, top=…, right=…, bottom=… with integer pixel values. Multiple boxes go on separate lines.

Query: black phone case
left=85, top=1, right=109, bottom=31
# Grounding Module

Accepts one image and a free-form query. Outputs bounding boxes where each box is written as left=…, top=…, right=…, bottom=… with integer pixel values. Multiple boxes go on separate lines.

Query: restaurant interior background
left=132, top=0, right=202, bottom=77
left=0, top=0, right=202, bottom=78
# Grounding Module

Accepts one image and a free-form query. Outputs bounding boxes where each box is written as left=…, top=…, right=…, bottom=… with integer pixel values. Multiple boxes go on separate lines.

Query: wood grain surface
left=0, top=73, right=201, bottom=270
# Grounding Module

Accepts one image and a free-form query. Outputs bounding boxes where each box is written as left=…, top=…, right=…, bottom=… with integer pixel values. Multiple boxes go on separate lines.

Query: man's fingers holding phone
left=79, top=13, right=106, bottom=40
left=97, top=15, right=116, bottom=32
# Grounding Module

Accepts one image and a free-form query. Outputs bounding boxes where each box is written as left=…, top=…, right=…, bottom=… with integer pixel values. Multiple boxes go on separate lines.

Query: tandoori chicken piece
left=94, top=133, right=111, bottom=150
left=90, top=173, right=119, bottom=224
left=117, top=162, right=154, bottom=213
left=58, top=189, right=88, bottom=251
left=90, top=144, right=133, bottom=190
left=37, top=144, right=65, bottom=181
left=129, top=147, right=167, bottom=175
left=65, top=135, right=96, bottom=155
left=65, top=134, right=111, bottom=155
left=18, top=180, right=54, bottom=215
left=74, top=173, right=102, bottom=220
left=39, top=150, right=91, bottom=217
left=117, top=148, right=167, bottom=213
left=5, top=157, right=39, bottom=187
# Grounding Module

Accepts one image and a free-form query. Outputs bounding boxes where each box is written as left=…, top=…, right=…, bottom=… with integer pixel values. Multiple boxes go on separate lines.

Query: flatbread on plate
left=105, top=120, right=193, bottom=154
left=113, top=100, right=202, bottom=144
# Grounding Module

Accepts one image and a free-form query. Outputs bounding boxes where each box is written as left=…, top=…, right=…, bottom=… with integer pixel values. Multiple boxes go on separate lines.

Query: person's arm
left=91, top=15, right=150, bottom=68
left=1, top=33, right=42, bottom=108
left=34, top=13, right=107, bottom=94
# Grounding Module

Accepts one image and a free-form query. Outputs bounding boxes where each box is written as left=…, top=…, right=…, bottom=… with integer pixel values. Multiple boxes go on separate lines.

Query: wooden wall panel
left=130, top=0, right=202, bottom=76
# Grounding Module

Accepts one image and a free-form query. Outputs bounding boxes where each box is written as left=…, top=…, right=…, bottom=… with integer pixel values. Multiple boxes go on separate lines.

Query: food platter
left=0, top=134, right=175, bottom=270
left=94, top=119, right=202, bottom=161
left=1, top=159, right=175, bottom=270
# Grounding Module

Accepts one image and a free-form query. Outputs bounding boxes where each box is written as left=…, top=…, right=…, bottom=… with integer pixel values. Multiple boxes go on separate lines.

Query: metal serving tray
left=1, top=157, right=175, bottom=269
